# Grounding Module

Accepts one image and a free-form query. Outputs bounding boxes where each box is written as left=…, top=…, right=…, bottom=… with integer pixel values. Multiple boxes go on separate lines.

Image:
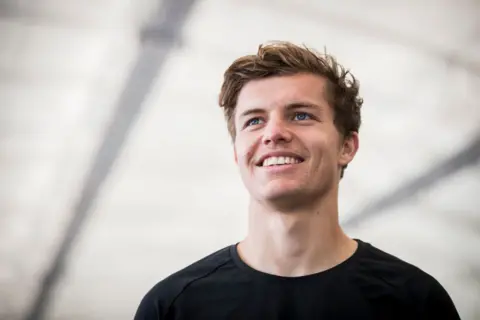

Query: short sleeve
left=420, top=277, right=461, bottom=320
left=134, top=290, right=162, bottom=320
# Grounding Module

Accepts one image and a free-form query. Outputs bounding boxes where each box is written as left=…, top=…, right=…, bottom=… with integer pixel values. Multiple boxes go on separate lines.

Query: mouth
left=256, top=155, right=305, bottom=167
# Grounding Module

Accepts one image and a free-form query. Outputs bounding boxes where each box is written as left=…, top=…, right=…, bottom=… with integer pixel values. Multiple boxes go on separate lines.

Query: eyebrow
left=285, top=102, right=324, bottom=112
left=239, top=101, right=324, bottom=118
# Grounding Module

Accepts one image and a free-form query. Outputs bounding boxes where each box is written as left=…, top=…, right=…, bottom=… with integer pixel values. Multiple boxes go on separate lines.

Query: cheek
left=238, top=149, right=256, bottom=171
left=235, top=137, right=258, bottom=166
left=311, top=138, right=338, bottom=166
left=245, top=148, right=255, bottom=163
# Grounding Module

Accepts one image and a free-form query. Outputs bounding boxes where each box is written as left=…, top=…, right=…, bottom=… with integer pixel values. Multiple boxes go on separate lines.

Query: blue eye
left=246, top=117, right=263, bottom=127
left=293, top=112, right=311, bottom=121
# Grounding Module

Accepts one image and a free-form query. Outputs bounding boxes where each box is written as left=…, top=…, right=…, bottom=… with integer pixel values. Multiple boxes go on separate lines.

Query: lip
left=260, top=163, right=300, bottom=173
left=255, top=151, right=305, bottom=167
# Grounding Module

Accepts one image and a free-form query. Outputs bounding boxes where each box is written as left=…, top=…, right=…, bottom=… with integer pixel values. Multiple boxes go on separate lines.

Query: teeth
left=262, top=156, right=301, bottom=167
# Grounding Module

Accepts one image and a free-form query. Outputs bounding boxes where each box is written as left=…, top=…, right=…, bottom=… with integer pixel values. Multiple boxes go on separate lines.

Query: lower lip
left=259, top=163, right=302, bottom=173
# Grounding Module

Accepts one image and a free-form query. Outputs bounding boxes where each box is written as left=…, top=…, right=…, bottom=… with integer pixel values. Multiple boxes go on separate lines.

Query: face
left=233, top=73, right=358, bottom=208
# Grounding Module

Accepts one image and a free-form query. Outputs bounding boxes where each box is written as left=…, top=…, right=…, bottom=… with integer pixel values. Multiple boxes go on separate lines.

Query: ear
left=234, top=145, right=238, bottom=164
left=339, top=132, right=359, bottom=167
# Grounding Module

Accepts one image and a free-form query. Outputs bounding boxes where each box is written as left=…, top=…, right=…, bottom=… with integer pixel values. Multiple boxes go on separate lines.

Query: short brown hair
left=219, top=41, right=363, bottom=136
left=218, top=41, right=363, bottom=177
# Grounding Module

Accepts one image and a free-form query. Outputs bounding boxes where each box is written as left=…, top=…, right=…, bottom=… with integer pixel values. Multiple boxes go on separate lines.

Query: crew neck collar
left=229, top=239, right=366, bottom=282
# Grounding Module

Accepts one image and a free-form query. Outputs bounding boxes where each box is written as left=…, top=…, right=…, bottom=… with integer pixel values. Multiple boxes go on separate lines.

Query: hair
left=218, top=41, right=363, bottom=177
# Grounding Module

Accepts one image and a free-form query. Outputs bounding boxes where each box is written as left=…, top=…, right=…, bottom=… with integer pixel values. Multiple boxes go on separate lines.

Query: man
left=134, top=41, right=460, bottom=319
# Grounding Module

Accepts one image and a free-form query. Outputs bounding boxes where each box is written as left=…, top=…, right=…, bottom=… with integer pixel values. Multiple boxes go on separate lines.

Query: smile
left=260, top=156, right=304, bottom=167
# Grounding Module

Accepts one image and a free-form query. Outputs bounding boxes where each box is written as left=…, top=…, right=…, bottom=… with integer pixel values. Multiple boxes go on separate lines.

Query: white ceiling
left=0, top=1, right=479, bottom=319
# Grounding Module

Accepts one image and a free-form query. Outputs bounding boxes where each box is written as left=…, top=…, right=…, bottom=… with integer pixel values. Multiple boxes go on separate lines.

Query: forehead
left=236, top=73, right=328, bottom=114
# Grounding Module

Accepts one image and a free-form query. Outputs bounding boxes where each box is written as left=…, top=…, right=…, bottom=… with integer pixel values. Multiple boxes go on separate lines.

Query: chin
left=260, top=182, right=306, bottom=203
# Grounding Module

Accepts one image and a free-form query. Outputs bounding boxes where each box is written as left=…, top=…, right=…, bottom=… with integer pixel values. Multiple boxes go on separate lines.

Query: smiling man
left=134, top=42, right=460, bottom=320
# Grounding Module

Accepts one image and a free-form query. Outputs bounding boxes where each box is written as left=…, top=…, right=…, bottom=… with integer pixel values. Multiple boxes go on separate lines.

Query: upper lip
left=255, top=151, right=305, bottom=166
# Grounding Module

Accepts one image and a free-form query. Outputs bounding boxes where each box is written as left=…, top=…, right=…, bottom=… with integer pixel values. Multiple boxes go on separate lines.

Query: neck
left=238, top=188, right=357, bottom=277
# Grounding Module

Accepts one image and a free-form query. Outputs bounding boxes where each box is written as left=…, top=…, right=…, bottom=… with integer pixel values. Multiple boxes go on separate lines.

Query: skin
left=233, top=73, right=359, bottom=277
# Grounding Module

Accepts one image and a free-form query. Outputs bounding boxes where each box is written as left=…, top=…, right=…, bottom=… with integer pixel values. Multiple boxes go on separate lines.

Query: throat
left=241, top=212, right=353, bottom=277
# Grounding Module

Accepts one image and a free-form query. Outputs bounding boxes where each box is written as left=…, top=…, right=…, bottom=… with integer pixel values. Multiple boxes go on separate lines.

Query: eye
left=245, top=117, right=264, bottom=127
left=292, top=112, right=312, bottom=121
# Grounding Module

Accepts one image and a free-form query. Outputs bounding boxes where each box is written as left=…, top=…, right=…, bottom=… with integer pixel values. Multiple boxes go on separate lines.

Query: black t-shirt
left=134, top=239, right=460, bottom=320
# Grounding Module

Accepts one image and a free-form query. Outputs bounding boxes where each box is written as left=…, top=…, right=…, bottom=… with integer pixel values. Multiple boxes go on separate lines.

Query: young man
left=134, top=42, right=460, bottom=319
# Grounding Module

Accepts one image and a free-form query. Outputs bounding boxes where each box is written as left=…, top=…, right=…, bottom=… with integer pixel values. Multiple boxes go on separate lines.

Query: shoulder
left=354, top=239, right=427, bottom=279
left=352, top=240, right=460, bottom=319
left=353, top=239, right=440, bottom=290
left=133, top=245, right=234, bottom=320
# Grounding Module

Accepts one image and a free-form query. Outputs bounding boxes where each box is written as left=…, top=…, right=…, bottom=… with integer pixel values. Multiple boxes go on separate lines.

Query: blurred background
left=0, top=0, right=479, bottom=319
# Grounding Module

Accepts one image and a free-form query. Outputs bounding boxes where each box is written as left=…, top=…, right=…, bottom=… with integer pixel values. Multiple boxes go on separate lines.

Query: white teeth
left=262, top=156, right=301, bottom=167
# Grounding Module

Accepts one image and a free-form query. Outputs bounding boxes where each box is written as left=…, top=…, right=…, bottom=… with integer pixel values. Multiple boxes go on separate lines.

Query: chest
left=169, top=281, right=412, bottom=320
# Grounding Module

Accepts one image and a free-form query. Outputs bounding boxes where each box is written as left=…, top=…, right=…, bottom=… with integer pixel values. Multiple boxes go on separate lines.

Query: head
left=218, top=41, right=363, bottom=209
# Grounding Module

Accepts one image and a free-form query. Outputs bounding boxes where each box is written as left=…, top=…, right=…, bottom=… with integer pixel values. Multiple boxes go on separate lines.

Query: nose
left=262, top=117, right=292, bottom=145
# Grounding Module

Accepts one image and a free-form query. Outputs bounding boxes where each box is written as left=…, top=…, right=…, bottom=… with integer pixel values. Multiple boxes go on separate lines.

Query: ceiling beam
left=343, top=133, right=480, bottom=229
left=23, top=1, right=197, bottom=320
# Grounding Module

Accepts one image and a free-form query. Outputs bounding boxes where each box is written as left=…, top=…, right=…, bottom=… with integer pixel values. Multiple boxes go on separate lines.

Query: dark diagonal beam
left=343, top=133, right=480, bottom=229
left=24, top=1, right=197, bottom=320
